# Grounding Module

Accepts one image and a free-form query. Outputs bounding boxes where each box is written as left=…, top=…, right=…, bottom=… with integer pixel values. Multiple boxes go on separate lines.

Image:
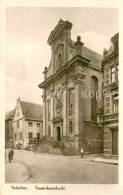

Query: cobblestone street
left=5, top=150, right=118, bottom=184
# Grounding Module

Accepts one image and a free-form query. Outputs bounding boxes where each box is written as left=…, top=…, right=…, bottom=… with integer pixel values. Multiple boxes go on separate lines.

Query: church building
left=39, top=20, right=103, bottom=152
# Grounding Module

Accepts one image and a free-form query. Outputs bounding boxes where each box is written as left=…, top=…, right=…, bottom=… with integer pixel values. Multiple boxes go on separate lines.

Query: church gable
left=46, top=20, right=76, bottom=77
left=13, top=98, right=24, bottom=121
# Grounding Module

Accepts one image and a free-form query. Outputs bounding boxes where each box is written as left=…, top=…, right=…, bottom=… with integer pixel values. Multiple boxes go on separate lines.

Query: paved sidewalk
left=92, top=158, right=118, bottom=165
left=5, top=159, right=29, bottom=183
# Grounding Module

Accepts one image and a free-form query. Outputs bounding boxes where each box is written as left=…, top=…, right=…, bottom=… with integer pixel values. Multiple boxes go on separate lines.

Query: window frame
left=28, top=132, right=33, bottom=139
left=28, top=121, right=33, bottom=127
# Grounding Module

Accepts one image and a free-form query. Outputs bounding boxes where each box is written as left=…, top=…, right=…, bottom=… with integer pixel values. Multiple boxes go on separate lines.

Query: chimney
left=103, top=48, right=108, bottom=59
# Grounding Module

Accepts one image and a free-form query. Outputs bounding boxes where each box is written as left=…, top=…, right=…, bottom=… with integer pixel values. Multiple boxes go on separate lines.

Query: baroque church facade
left=39, top=20, right=104, bottom=152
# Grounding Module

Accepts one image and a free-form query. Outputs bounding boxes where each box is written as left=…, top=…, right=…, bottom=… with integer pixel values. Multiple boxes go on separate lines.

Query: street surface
left=6, top=150, right=118, bottom=184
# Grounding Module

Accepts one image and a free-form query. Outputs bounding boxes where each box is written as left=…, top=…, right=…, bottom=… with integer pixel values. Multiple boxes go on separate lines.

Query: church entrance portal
left=57, top=127, right=61, bottom=141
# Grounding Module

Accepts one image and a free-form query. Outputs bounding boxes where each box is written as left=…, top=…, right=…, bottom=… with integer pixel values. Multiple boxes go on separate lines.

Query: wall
left=24, top=120, right=43, bottom=148
left=84, top=121, right=103, bottom=153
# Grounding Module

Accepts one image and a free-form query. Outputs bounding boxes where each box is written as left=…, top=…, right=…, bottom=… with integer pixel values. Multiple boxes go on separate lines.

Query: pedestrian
left=80, top=147, right=84, bottom=158
left=8, top=150, right=12, bottom=163
left=11, top=149, right=14, bottom=160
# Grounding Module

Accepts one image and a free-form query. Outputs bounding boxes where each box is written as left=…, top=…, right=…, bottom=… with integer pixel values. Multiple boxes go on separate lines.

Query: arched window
left=69, top=121, right=73, bottom=134
left=69, top=92, right=73, bottom=114
left=57, top=53, right=62, bottom=68
left=48, top=126, right=51, bottom=137
left=91, top=76, right=98, bottom=121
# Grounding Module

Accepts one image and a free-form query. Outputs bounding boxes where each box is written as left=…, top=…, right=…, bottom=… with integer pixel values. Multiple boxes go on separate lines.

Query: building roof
left=71, top=40, right=102, bottom=67
left=82, top=46, right=102, bottom=68
left=5, top=109, right=15, bottom=120
left=20, top=101, right=43, bottom=121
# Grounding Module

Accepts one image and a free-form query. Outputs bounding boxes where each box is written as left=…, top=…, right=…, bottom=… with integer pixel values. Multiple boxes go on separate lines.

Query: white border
left=1, top=0, right=123, bottom=194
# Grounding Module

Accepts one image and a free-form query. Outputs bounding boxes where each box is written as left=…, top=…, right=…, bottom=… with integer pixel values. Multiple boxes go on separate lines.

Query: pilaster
left=50, top=88, right=54, bottom=137
left=72, top=70, right=86, bottom=149
left=62, top=78, right=67, bottom=137
left=42, top=89, right=46, bottom=137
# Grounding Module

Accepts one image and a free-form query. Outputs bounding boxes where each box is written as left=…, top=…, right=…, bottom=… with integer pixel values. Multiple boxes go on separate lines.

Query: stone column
left=73, top=69, right=86, bottom=149
left=62, top=80, right=67, bottom=138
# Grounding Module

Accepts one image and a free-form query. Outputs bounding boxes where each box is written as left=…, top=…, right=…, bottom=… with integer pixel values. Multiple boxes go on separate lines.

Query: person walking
left=80, top=147, right=84, bottom=158
left=8, top=150, right=12, bottom=163
left=11, top=149, right=14, bottom=160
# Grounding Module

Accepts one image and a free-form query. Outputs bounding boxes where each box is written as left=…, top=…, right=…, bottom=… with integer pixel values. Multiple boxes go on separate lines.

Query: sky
left=6, top=7, right=119, bottom=112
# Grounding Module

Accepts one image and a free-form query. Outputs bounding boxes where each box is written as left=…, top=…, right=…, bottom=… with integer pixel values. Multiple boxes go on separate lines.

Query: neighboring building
left=5, top=109, right=15, bottom=148
left=13, top=98, right=43, bottom=149
left=102, top=33, right=119, bottom=159
left=39, top=20, right=104, bottom=153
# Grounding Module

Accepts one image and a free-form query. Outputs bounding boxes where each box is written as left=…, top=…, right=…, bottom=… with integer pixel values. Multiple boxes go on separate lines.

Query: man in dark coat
left=11, top=149, right=14, bottom=160
left=8, top=150, right=12, bottom=162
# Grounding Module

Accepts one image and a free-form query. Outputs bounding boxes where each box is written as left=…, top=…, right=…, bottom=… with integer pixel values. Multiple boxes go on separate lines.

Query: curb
left=5, top=160, right=30, bottom=183
left=15, top=160, right=33, bottom=183
left=92, top=159, right=118, bottom=165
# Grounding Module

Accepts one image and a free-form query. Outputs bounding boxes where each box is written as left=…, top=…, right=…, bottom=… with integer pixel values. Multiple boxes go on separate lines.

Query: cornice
left=38, top=55, right=90, bottom=89
left=103, top=82, right=119, bottom=92
left=102, top=50, right=118, bottom=63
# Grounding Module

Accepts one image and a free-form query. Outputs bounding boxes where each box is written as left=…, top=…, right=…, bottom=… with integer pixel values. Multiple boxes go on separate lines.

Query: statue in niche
left=55, top=88, right=63, bottom=115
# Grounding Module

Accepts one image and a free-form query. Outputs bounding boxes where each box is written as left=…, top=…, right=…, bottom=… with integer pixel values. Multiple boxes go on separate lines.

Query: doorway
left=112, top=129, right=118, bottom=155
left=57, top=127, right=61, bottom=141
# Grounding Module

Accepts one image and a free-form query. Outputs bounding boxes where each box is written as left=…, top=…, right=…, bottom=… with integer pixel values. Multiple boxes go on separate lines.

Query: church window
left=91, top=76, right=98, bottom=121
left=57, top=53, right=62, bottom=68
left=69, top=121, right=73, bottom=134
